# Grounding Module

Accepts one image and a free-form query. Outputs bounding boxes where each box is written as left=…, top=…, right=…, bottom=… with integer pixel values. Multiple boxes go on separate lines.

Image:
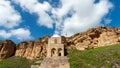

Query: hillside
left=0, top=26, right=120, bottom=60
left=67, top=44, right=120, bottom=68
left=0, top=44, right=120, bottom=68
left=0, top=56, right=34, bottom=68
left=67, top=26, right=120, bottom=50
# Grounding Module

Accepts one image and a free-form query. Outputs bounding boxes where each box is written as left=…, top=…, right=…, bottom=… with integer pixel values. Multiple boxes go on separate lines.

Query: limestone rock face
left=0, top=40, right=16, bottom=60
left=1, top=27, right=120, bottom=60
left=15, top=36, right=49, bottom=59
left=0, top=41, right=4, bottom=51
left=30, top=40, right=47, bottom=59
left=67, top=27, right=120, bottom=50
left=15, top=42, right=28, bottom=57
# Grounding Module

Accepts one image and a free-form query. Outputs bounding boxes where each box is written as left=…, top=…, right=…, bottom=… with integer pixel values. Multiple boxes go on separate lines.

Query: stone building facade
left=47, top=37, right=64, bottom=57
left=39, top=35, right=70, bottom=68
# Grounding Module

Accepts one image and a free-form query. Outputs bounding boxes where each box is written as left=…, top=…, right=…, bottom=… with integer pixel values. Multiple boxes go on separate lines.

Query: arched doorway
left=51, top=48, right=56, bottom=57
left=58, top=48, right=62, bottom=56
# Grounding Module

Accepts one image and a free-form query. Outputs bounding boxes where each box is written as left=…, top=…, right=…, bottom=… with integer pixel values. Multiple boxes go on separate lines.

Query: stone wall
left=39, top=57, right=70, bottom=68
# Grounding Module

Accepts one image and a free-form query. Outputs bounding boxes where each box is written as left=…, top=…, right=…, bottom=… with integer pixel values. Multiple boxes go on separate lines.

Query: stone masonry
left=39, top=35, right=70, bottom=68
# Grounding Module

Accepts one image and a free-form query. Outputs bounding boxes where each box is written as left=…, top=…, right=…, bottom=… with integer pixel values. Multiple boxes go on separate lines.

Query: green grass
left=0, top=44, right=120, bottom=68
left=0, top=41, right=3, bottom=45
left=0, top=56, right=35, bottom=68
left=67, top=44, right=120, bottom=68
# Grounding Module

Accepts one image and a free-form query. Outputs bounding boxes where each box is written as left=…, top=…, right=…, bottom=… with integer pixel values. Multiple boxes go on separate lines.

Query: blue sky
left=0, top=0, right=120, bottom=43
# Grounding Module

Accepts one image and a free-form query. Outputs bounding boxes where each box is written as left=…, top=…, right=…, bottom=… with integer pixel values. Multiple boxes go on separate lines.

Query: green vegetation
left=0, top=41, right=3, bottom=45
left=0, top=44, right=120, bottom=68
left=67, top=44, right=120, bottom=68
left=0, top=56, right=37, bottom=68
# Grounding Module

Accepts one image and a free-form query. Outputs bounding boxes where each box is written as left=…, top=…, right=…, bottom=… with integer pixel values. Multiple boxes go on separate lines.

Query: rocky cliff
left=67, top=26, right=120, bottom=50
left=15, top=35, right=49, bottom=59
left=0, top=26, right=120, bottom=60
left=0, top=40, right=16, bottom=60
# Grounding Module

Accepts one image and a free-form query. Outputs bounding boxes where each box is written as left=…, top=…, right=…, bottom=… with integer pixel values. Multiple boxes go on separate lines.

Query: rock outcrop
left=0, top=40, right=4, bottom=51
left=0, top=26, right=120, bottom=60
left=15, top=36, right=49, bottom=59
left=67, top=26, right=120, bottom=50
left=0, top=40, right=16, bottom=60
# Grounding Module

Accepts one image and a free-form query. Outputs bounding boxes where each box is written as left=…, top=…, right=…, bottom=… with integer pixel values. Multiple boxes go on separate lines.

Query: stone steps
left=39, top=57, right=70, bottom=68
left=31, top=60, right=42, bottom=68
left=31, top=65, right=39, bottom=68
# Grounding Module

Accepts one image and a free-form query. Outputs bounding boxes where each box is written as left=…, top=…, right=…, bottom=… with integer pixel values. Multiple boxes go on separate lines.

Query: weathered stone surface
left=67, top=26, right=120, bottom=50
left=15, top=36, right=49, bottom=59
left=39, top=57, right=70, bottom=68
left=31, top=65, right=40, bottom=68
left=15, top=27, right=120, bottom=59
left=1, top=26, right=120, bottom=60
left=30, top=41, right=47, bottom=59
left=37, top=35, right=70, bottom=68
left=0, top=40, right=16, bottom=60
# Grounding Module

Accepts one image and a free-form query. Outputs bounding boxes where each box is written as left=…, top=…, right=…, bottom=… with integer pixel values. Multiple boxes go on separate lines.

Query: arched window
left=58, top=48, right=62, bottom=56
left=54, top=39, right=57, bottom=44
left=51, top=48, right=56, bottom=57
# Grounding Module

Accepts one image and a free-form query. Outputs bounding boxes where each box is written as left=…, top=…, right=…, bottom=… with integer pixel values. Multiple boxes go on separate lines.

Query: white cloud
left=13, top=0, right=54, bottom=28
left=13, top=0, right=113, bottom=37
left=0, top=30, right=11, bottom=38
left=51, top=0, right=113, bottom=36
left=0, top=0, right=21, bottom=28
left=0, top=28, right=32, bottom=41
left=10, top=28, right=32, bottom=40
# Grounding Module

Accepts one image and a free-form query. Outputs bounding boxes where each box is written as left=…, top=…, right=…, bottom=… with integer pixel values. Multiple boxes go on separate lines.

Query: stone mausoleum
left=47, top=35, right=64, bottom=57
left=39, top=34, right=70, bottom=68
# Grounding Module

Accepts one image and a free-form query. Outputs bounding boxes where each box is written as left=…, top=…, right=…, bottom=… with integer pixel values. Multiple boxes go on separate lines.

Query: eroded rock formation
left=15, top=36, right=49, bottom=59
left=67, top=26, right=120, bottom=50
left=0, top=40, right=16, bottom=60
left=0, top=27, right=120, bottom=60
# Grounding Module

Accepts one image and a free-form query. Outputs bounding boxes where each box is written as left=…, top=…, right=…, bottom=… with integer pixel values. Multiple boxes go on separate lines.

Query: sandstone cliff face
left=0, top=41, right=4, bottom=51
left=0, top=27, right=120, bottom=60
left=15, top=27, right=120, bottom=59
left=67, top=27, right=120, bottom=50
left=15, top=36, right=49, bottom=59
left=0, top=40, right=16, bottom=60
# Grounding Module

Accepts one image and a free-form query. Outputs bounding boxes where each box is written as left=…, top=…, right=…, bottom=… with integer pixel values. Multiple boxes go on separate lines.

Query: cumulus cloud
left=11, top=28, right=32, bottom=40
left=13, top=0, right=54, bottom=28
left=0, top=0, right=32, bottom=41
left=52, top=0, right=113, bottom=36
left=0, top=28, right=32, bottom=41
left=0, top=0, right=21, bottom=28
left=0, top=30, right=11, bottom=38
left=13, top=0, right=113, bottom=37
